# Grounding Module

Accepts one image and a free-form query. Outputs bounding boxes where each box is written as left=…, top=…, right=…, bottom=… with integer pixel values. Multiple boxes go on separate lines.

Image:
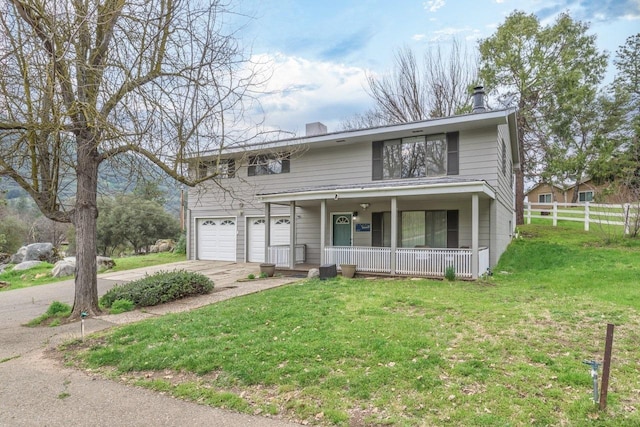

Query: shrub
left=109, top=299, right=135, bottom=314
left=247, top=273, right=255, bottom=280
left=100, top=270, right=213, bottom=308
left=174, top=233, right=187, bottom=254
left=47, top=300, right=72, bottom=316
left=444, top=265, right=456, bottom=281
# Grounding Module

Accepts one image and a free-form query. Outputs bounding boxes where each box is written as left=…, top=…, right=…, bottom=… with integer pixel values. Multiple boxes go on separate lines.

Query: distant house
left=525, top=182, right=567, bottom=204
left=186, top=99, right=519, bottom=279
left=526, top=178, right=634, bottom=205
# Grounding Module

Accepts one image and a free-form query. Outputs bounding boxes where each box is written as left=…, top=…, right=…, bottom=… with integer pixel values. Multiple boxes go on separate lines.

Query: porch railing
left=268, top=244, right=306, bottom=267
left=396, top=248, right=473, bottom=278
left=324, top=246, right=391, bottom=273
left=479, top=247, right=490, bottom=276
left=324, top=246, right=489, bottom=279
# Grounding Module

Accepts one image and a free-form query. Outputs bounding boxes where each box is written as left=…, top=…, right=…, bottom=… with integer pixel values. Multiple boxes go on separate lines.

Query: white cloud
left=423, top=0, right=445, bottom=13
left=250, top=53, right=372, bottom=133
left=412, top=34, right=427, bottom=41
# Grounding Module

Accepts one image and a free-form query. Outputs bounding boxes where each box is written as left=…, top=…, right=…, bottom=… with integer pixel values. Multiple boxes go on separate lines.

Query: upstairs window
left=248, top=153, right=290, bottom=176
left=373, top=132, right=458, bottom=180
left=197, top=159, right=235, bottom=179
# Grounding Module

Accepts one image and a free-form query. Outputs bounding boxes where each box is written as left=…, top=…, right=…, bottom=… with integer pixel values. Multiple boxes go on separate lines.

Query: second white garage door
left=247, top=217, right=290, bottom=262
left=197, top=218, right=236, bottom=261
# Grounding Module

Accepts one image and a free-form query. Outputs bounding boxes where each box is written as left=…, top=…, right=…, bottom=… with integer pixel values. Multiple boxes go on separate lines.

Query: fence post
left=624, top=203, right=630, bottom=235
left=527, top=202, right=531, bottom=224
left=584, top=202, right=590, bottom=231
left=553, top=202, right=558, bottom=227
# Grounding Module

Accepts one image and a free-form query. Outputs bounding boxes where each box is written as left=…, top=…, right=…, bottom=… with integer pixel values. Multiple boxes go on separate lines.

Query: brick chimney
left=305, top=122, right=327, bottom=136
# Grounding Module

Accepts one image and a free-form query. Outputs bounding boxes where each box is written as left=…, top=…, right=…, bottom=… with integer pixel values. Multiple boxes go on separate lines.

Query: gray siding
left=188, top=119, right=514, bottom=268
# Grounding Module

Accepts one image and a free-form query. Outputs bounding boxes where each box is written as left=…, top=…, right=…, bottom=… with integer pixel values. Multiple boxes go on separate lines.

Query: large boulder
left=24, top=243, right=59, bottom=263
left=0, top=252, right=10, bottom=264
left=12, top=260, right=43, bottom=271
left=49, top=256, right=115, bottom=277
left=9, top=246, right=27, bottom=264
left=150, top=239, right=176, bottom=253
left=52, top=260, right=76, bottom=278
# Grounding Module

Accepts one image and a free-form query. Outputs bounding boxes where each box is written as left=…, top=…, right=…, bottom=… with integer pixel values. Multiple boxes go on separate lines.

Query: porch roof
left=257, top=177, right=496, bottom=203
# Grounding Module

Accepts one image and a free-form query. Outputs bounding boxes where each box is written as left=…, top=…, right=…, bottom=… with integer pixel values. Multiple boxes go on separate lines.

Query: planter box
left=259, top=263, right=276, bottom=277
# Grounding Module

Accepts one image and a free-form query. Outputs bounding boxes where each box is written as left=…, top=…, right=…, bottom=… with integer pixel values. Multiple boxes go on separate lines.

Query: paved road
left=0, top=261, right=303, bottom=427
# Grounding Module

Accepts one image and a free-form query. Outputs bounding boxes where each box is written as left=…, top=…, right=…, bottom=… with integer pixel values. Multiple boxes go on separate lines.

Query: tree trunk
left=70, top=136, right=101, bottom=319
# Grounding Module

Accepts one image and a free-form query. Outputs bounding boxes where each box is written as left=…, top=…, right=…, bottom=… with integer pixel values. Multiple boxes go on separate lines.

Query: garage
left=247, top=217, right=290, bottom=262
left=197, top=218, right=236, bottom=261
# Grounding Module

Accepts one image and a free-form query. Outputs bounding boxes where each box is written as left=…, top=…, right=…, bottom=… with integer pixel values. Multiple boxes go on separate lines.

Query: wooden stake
left=599, top=323, right=614, bottom=410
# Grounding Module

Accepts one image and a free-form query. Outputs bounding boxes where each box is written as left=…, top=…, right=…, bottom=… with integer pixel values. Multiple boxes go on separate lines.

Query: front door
left=332, top=214, right=352, bottom=246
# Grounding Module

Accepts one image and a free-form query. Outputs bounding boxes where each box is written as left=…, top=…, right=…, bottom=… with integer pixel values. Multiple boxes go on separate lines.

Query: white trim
left=259, top=181, right=496, bottom=203
left=195, top=109, right=517, bottom=159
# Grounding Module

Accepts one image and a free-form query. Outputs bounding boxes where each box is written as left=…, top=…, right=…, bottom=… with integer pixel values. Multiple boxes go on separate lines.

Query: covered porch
left=259, top=179, right=496, bottom=279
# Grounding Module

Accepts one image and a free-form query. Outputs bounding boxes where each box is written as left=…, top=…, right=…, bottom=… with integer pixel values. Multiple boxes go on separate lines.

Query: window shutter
left=228, top=159, right=235, bottom=178
left=372, top=141, right=383, bottom=180
left=281, top=154, right=290, bottom=173
left=447, top=132, right=459, bottom=175
left=446, top=210, right=459, bottom=248
left=371, top=212, right=383, bottom=247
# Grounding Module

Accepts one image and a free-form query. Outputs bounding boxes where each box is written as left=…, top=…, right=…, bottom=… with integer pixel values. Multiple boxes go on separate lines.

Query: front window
left=538, top=193, right=552, bottom=203
left=378, top=210, right=452, bottom=248
left=197, top=159, right=235, bottom=179
left=382, top=135, right=446, bottom=179
left=579, top=191, right=594, bottom=202
left=248, top=153, right=290, bottom=176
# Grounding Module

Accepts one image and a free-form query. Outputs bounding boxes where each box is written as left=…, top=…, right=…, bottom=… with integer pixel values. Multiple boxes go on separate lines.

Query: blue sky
left=231, top=0, right=640, bottom=134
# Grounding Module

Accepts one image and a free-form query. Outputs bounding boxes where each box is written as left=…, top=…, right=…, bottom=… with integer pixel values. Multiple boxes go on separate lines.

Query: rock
left=9, top=246, right=27, bottom=264
left=307, top=268, right=320, bottom=279
left=52, top=260, right=76, bottom=278
left=150, top=239, right=175, bottom=253
left=0, top=264, right=7, bottom=274
left=12, top=260, right=43, bottom=271
left=0, top=280, right=10, bottom=288
left=24, top=243, right=59, bottom=263
left=0, top=252, right=10, bottom=264
left=96, top=256, right=115, bottom=270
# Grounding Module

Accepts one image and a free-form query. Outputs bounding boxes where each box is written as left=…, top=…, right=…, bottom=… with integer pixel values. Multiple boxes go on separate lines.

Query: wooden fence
left=524, top=202, right=639, bottom=234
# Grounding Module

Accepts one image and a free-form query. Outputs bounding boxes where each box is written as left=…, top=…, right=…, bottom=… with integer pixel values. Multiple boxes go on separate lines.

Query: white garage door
left=197, top=218, right=236, bottom=261
left=247, top=217, right=290, bottom=262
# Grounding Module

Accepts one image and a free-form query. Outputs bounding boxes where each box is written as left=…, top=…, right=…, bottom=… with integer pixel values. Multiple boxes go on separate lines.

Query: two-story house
left=186, top=101, right=519, bottom=279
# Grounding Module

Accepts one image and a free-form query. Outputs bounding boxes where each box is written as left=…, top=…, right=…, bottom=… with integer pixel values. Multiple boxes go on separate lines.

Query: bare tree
left=0, top=0, right=262, bottom=318
left=342, top=39, right=478, bottom=129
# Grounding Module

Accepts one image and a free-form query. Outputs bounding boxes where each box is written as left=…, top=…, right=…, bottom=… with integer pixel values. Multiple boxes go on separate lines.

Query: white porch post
left=320, top=199, right=326, bottom=265
left=390, top=196, right=398, bottom=275
left=289, top=201, right=296, bottom=269
left=264, top=202, right=271, bottom=262
left=472, top=193, right=479, bottom=279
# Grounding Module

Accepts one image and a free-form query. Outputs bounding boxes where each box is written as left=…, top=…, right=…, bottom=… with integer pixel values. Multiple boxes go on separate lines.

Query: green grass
left=0, top=252, right=185, bottom=292
left=62, top=225, right=640, bottom=426
left=27, top=301, right=72, bottom=327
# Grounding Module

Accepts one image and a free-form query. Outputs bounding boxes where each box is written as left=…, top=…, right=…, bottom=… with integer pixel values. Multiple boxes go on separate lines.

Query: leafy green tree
left=97, top=195, right=180, bottom=256
left=479, top=12, right=607, bottom=222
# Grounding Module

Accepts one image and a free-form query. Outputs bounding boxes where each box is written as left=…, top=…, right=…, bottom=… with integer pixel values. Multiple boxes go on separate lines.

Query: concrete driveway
left=0, top=261, right=303, bottom=427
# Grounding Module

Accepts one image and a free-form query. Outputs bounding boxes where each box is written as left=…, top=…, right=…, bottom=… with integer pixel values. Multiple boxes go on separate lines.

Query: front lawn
left=62, top=225, right=640, bottom=426
left=0, top=252, right=186, bottom=292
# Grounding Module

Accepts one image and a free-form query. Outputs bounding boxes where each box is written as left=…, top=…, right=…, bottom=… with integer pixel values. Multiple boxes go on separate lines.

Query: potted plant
left=340, top=264, right=356, bottom=278
left=259, top=263, right=276, bottom=277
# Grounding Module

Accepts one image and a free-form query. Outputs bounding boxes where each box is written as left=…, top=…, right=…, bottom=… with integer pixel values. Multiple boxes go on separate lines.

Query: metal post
left=599, top=323, right=615, bottom=410
left=583, top=360, right=600, bottom=403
